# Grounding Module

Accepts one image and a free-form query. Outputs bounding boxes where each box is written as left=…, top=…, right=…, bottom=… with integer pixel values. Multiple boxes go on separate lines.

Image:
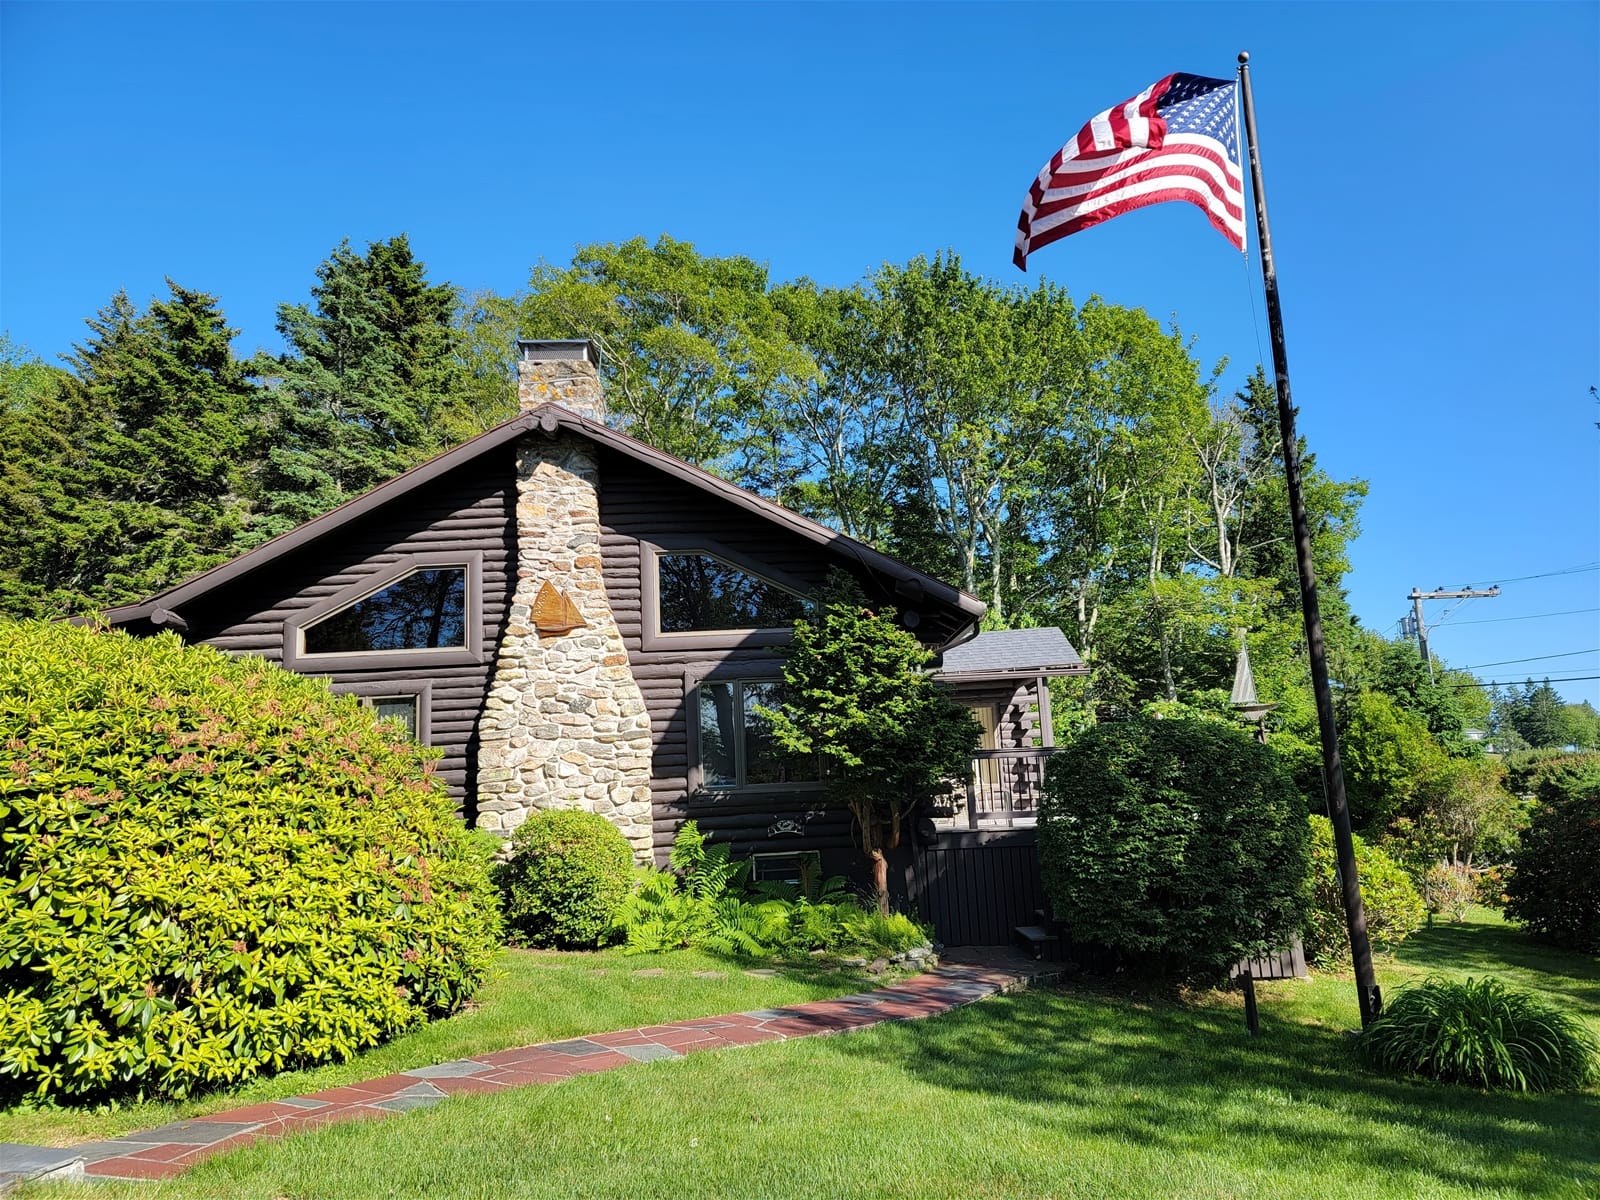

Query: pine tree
left=2, top=287, right=259, bottom=615
left=249, top=235, right=476, bottom=541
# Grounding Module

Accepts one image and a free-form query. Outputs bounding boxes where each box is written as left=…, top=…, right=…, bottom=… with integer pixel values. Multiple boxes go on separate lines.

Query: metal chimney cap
left=516, top=338, right=602, bottom=366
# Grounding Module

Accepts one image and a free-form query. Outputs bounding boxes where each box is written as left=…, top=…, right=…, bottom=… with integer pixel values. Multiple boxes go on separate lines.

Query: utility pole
left=1406, top=587, right=1501, bottom=678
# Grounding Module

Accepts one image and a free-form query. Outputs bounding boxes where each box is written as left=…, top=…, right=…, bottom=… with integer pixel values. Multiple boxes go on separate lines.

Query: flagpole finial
left=1237, top=50, right=1250, bottom=64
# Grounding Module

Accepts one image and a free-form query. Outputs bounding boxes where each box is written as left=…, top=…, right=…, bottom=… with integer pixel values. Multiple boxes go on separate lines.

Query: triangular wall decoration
left=531, top=580, right=586, bottom=636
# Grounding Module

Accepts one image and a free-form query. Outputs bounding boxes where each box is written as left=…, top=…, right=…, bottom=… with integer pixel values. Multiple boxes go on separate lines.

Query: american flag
left=1014, top=73, right=1246, bottom=270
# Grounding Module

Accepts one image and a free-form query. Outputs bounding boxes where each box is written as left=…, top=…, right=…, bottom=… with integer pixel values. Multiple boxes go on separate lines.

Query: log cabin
left=106, top=340, right=1086, bottom=911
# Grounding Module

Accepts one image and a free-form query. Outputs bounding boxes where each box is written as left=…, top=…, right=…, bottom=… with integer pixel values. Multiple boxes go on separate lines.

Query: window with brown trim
left=696, top=680, right=820, bottom=791
left=282, top=552, right=484, bottom=673
left=303, top=568, right=466, bottom=654
left=659, top=553, right=809, bottom=634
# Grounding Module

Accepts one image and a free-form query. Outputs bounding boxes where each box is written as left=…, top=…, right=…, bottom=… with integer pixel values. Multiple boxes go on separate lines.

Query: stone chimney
left=516, top=339, right=605, bottom=423
left=475, top=338, right=654, bottom=862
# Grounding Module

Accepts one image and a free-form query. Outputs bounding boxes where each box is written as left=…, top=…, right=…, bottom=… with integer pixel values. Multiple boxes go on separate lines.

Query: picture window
left=659, top=553, right=809, bottom=634
left=697, top=680, right=819, bottom=790
left=302, top=567, right=466, bottom=656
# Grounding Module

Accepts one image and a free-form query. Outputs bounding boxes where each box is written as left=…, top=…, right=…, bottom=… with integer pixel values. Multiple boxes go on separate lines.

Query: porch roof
left=934, top=627, right=1087, bottom=682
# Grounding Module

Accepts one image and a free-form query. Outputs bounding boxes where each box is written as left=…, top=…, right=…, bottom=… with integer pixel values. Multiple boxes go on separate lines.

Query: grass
left=15, top=908, right=1600, bottom=1198
left=0, top=946, right=883, bottom=1148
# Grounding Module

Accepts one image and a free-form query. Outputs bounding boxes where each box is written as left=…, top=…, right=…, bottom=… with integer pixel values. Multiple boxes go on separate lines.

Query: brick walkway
left=1, top=952, right=1054, bottom=1187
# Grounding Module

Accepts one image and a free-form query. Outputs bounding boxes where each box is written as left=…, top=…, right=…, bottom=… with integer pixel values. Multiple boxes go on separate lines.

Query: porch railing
left=965, top=748, right=1056, bottom=827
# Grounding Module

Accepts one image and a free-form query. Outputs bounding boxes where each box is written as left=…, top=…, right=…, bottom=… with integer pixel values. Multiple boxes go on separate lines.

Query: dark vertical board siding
left=175, top=452, right=518, bottom=817
left=911, top=834, right=1050, bottom=946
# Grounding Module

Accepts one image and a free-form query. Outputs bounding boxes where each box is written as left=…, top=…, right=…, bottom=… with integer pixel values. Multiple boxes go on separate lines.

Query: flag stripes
left=1014, top=73, right=1245, bottom=270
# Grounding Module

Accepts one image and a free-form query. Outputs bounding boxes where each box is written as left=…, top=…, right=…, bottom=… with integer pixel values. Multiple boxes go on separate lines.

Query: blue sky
left=3, top=1, right=1596, bottom=705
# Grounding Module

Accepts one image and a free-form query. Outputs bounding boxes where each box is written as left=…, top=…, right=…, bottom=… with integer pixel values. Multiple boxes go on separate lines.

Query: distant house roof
left=101, top=403, right=987, bottom=646
left=935, top=627, right=1087, bottom=681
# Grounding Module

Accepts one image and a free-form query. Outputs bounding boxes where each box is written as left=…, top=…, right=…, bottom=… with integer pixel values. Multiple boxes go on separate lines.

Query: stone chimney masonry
left=474, top=339, right=654, bottom=860
left=515, top=338, right=606, bottom=423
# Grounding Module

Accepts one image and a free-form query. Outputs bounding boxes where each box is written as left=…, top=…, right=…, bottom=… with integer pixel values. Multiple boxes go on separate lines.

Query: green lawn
left=19, top=907, right=1600, bottom=1199
left=0, top=947, right=882, bottom=1148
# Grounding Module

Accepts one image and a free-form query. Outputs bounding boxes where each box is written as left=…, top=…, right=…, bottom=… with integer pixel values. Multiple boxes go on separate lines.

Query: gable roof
left=934, top=627, right=1086, bottom=681
left=103, top=404, right=987, bottom=643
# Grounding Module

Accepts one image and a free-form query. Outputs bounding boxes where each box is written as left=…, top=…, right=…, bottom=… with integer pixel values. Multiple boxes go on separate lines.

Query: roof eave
left=98, top=404, right=986, bottom=641
left=934, top=665, right=1089, bottom=683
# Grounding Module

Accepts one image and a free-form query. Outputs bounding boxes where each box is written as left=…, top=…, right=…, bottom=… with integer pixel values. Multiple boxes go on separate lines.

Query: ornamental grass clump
left=1358, top=976, right=1598, bottom=1092
left=0, top=622, right=500, bottom=1102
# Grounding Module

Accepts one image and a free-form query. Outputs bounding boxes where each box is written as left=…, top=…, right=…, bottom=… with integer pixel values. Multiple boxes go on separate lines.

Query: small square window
left=751, top=851, right=823, bottom=888
left=363, top=695, right=420, bottom=740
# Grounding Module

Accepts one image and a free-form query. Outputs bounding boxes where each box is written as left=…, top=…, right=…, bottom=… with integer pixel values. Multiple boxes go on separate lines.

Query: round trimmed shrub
left=1359, top=976, right=1597, bottom=1091
left=1038, top=716, right=1311, bottom=983
left=0, top=622, right=501, bottom=1101
left=498, top=809, right=634, bottom=948
left=1304, top=816, right=1425, bottom=967
left=1505, top=771, right=1600, bottom=953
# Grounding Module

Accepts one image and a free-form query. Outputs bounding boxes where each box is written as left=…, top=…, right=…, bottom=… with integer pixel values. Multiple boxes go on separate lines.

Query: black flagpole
left=1236, top=51, right=1382, bottom=1027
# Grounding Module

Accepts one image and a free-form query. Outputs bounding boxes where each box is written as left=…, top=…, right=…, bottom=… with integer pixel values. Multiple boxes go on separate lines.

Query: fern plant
left=612, top=822, right=933, bottom=960
left=1358, top=976, right=1598, bottom=1092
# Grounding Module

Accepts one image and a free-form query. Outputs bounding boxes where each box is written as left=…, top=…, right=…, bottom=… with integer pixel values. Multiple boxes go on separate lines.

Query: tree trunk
left=869, top=848, right=890, bottom=918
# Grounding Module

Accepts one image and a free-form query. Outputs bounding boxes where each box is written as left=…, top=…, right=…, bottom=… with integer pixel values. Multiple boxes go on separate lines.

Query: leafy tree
left=763, top=575, right=979, bottom=915
left=1338, top=690, right=1449, bottom=833
left=1505, top=763, right=1600, bottom=952
left=1036, top=716, right=1311, bottom=982
left=499, top=235, right=814, bottom=474
left=1381, top=756, right=1527, bottom=874
left=761, top=281, right=898, bottom=542
left=1555, top=701, right=1600, bottom=751
left=250, top=235, right=479, bottom=541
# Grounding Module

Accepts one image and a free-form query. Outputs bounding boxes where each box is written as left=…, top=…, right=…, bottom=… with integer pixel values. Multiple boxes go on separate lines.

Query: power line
left=1435, top=674, right=1600, bottom=690
left=1464, top=561, right=1599, bottom=586
left=1444, top=607, right=1599, bottom=626
left=1454, top=648, right=1599, bottom=671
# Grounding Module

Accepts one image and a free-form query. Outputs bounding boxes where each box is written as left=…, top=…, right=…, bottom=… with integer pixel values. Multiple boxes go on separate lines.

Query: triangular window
left=303, top=567, right=467, bottom=655
left=658, top=553, right=809, bottom=634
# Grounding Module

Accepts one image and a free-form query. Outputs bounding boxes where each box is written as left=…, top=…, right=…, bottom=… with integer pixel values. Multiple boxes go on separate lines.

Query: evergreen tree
left=0, top=287, right=259, bottom=616
left=249, top=235, right=476, bottom=541
left=0, top=339, right=96, bottom=617
left=1504, top=679, right=1570, bottom=748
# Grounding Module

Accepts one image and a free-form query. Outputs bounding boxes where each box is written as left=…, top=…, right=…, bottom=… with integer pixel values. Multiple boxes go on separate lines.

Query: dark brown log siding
left=597, top=446, right=890, bottom=861
left=174, top=454, right=517, bottom=815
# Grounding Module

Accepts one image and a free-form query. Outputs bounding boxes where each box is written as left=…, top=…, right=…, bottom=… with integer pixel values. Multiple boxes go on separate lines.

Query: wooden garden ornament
left=531, top=580, right=585, bottom=636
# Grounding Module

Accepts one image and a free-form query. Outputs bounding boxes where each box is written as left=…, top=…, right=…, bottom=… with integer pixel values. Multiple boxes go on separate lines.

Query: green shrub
left=498, top=809, right=634, bottom=948
left=1505, top=772, right=1600, bottom=953
left=1303, top=816, right=1425, bottom=967
left=1421, top=863, right=1477, bottom=923
left=1037, top=717, right=1311, bottom=983
left=1359, top=976, right=1598, bottom=1091
left=1502, top=748, right=1600, bottom=798
left=0, top=622, right=500, bottom=1101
